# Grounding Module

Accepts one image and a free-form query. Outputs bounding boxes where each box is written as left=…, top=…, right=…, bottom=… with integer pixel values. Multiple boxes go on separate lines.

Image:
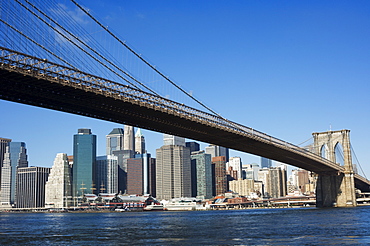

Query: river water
left=1, top=206, right=370, bottom=245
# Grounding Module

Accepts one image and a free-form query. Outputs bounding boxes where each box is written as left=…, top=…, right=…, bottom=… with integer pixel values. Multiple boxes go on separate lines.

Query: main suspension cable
left=70, top=0, right=226, bottom=118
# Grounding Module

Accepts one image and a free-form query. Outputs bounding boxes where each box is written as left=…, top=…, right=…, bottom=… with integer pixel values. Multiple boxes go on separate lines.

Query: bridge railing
left=0, top=46, right=341, bottom=170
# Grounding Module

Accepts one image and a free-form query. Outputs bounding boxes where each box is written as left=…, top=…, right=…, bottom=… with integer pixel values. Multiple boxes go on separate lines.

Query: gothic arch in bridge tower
left=312, top=129, right=356, bottom=207
left=320, top=144, right=329, bottom=159
left=334, top=142, right=345, bottom=166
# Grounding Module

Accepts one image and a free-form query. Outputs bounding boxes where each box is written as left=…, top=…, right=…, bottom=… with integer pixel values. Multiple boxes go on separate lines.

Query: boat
left=163, top=198, right=200, bottom=211
left=143, top=203, right=164, bottom=211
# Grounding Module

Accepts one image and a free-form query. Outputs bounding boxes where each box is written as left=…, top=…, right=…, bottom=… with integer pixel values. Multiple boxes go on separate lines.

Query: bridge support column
left=313, top=130, right=357, bottom=207
left=316, top=171, right=356, bottom=207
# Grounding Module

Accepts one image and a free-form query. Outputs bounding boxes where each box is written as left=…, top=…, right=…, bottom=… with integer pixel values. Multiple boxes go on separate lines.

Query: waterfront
left=1, top=207, right=370, bottom=245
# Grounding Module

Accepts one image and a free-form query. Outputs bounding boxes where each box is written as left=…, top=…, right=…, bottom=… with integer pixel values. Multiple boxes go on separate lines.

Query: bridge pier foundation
left=316, top=171, right=356, bottom=207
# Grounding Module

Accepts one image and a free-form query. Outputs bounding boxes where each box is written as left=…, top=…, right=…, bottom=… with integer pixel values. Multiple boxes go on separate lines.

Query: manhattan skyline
left=0, top=0, right=369, bottom=177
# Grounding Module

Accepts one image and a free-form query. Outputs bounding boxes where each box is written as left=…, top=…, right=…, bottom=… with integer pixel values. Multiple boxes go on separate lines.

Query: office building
left=242, top=163, right=260, bottom=180
left=291, top=169, right=311, bottom=194
left=113, top=149, right=134, bottom=194
left=95, top=155, right=119, bottom=194
left=156, top=144, right=191, bottom=200
left=127, top=153, right=152, bottom=195
left=261, top=157, right=272, bottom=168
left=16, top=167, right=50, bottom=208
left=149, top=158, right=156, bottom=197
left=124, top=125, right=135, bottom=151
left=267, top=166, right=287, bottom=198
left=186, top=141, right=200, bottom=153
left=135, top=128, right=145, bottom=154
left=106, top=155, right=119, bottom=194
left=106, top=128, right=124, bottom=155
left=212, top=156, right=227, bottom=196
left=205, top=145, right=229, bottom=161
left=96, top=156, right=107, bottom=194
left=227, top=157, right=243, bottom=180
left=191, top=150, right=213, bottom=199
left=229, top=179, right=263, bottom=198
left=0, top=142, right=28, bottom=208
left=45, top=153, right=72, bottom=208
left=72, top=129, right=97, bottom=197
left=163, top=134, right=185, bottom=146
left=0, top=138, right=11, bottom=186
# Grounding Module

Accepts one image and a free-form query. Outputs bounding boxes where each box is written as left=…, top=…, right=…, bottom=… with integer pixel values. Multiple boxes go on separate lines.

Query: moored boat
left=143, top=203, right=164, bottom=211
left=163, top=197, right=200, bottom=211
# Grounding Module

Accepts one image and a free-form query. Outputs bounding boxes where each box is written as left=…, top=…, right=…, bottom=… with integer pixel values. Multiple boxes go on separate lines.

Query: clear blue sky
left=1, top=0, right=370, bottom=177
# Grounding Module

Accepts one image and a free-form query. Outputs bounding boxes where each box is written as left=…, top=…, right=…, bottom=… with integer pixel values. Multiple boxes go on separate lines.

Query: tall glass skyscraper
left=72, top=129, right=97, bottom=197
left=191, top=151, right=213, bottom=199
left=0, top=142, right=28, bottom=207
left=261, top=157, right=272, bottom=168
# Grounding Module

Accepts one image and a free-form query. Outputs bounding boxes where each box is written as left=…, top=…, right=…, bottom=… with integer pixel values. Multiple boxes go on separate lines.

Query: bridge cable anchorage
left=70, top=0, right=245, bottom=131
left=351, top=143, right=367, bottom=179
left=0, top=19, right=78, bottom=71
left=16, top=0, right=158, bottom=95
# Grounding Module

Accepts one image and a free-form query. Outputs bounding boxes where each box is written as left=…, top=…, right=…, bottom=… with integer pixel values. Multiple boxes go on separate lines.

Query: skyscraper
left=267, top=166, right=287, bottom=198
left=45, top=153, right=72, bottom=208
left=0, top=137, right=11, bottom=187
left=191, top=151, right=213, bottom=199
left=124, top=125, right=135, bottom=151
left=135, top=128, right=145, bottom=154
left=106, top=128, right=125, bottom=194
left=261, top=157, right=272, bottom=168
left=156, top=145, right=191, bottom=200
left=227, top=157, right=243, bottom=180
left=72, top=129, right=97, bottom=197
left=163, top=134, right=185, bottom=146
left=106, top=128, right=124, bottom=155
left=212, top=156, right=227, bottom=196
left=95, top=154, right=119, bottom=194
left=127, top=155, right=148, bottom=195
left=0, top=142, right=28, bottom=208
left=149, top=158, right=156, bottom=198
left=205, top=145, right=229, bottom=161
left=16, top=167, right=50, bottom=208
left=186, top=141, right=200, bottom=153
left=96, top=155, right=108, bottom=194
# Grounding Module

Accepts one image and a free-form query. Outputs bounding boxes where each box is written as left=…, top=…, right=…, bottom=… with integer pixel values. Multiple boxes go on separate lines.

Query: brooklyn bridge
left=1, top=0, right=369, bottom=207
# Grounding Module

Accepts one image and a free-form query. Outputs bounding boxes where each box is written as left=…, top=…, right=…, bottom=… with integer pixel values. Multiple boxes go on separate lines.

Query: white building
left=163, top=134, right=185, bottom=146
left=124, top=125, right=135, bottom=151
left=45, top=153, right=72, bottom=208
left=135, top=128, right=146, bottom=154
left=227, top=157, right=243, bottom=180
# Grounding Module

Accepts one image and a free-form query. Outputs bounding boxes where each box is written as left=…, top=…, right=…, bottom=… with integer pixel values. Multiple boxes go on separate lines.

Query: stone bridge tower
left=312, top=129, right=356, bottom=207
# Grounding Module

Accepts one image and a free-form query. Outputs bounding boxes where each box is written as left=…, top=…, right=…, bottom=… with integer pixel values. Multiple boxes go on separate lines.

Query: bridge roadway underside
left=1, top=68, right=369, bottom=191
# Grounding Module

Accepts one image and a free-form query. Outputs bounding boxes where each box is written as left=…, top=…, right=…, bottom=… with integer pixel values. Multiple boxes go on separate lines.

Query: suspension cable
left=70, top=0, right=226, bottom=119
left=297, top=137, right=313, bottom=146
left=0, top=18, right=78, bottom=70
left=23, top=0, right=159, bottom=95
left=351, top=144, right=367, bottom=179
left=15, top=0, right=157, bottom=94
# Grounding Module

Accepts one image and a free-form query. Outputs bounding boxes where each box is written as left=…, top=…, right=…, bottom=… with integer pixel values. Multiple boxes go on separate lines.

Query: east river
left=1, top=206, right=370, bottom=245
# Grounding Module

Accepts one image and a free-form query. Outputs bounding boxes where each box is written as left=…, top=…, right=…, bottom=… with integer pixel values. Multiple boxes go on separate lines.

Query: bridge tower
left=312, top=130, right=356, bottom=207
